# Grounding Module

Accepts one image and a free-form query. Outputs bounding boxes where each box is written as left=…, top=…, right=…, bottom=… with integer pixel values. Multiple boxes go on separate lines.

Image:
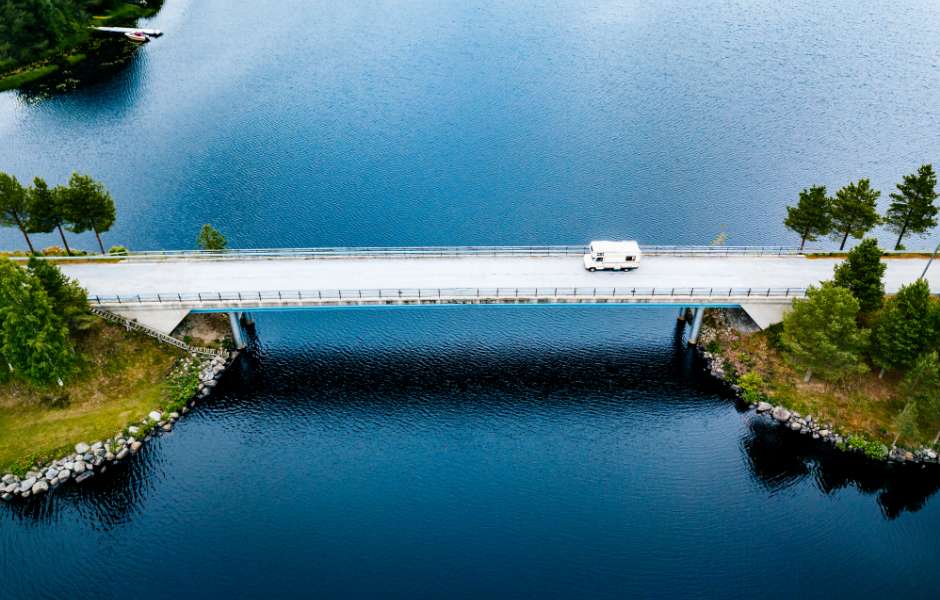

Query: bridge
left=48, top=245, right=939, bottom=349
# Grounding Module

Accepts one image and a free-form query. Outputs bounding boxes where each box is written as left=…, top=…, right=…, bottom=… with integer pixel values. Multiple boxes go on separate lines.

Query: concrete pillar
left=229, top=312, right=246, bottom=349
left=241, top=312, right=255, bottom=326
left=677, top=307, right=687, bottom=321
left=688, top=308, right=704, bottom=345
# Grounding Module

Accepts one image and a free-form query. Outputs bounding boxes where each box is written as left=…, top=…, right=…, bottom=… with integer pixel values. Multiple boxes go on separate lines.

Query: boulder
left=44, top=468, right=58, bottom=480
left=169, top=412, right=180, bottom=420
left=161, top=423, right=173, bottom=432
left=2, top=473, right=17, bottom=485
left=818, top=429, right=830, bottom=438
left=756, top=402, right=773, bottom=413
left=129, top=441, right=143, bottom=454
left=74, top=442, right=90, bottom=454
left=127, top=426, right=140, bottom=435
left=104, top=452, right=115, bottom=461
left=772, top=407, right=791, bottom=422
left=4, top=483, right=17, bottom=494
left=72, top=461, right=86, bottom=475
left=789, top=422, right=801, bottom=431
left=91, top=441, right=103, bottom=450
left=1, top=493, right=11, bottom=502
left=31, top=480, right=49, bottom=495
left=116, top=448, right=129, bottom=460
left=148, top=411, right=162, bottom=422
left=75, top=471, right=94, bottom=484
left=18, top=477, right=37, bottom=493
left=57, top=471, right=71, bottom=483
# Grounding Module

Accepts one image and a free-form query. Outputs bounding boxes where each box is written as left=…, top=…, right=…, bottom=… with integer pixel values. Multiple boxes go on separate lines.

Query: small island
left=0, top=0, right=164, bottom=92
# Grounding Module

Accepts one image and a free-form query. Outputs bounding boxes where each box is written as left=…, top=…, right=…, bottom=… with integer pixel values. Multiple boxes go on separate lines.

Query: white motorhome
left=583, top=240, right=641, bottom=271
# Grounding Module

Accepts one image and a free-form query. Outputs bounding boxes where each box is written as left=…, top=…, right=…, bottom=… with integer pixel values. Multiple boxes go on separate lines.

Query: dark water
left=3, top=1, right=940, bottom=597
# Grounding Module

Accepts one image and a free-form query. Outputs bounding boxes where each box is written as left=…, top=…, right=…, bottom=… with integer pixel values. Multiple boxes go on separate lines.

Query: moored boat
left=124, top=31, right=149, bottom=43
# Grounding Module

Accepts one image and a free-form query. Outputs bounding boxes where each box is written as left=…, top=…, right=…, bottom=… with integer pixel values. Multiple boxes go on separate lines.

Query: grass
left=706, top=313, right=940, bottom=451
left=0, top=64, right=61, bottom=92
left=0, top=318, right=184, bottom=475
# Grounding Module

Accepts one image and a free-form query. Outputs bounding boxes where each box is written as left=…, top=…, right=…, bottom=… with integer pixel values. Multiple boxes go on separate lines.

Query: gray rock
left=18, top=477, right=37, bottom=492
left=1, top=492, right=11, bottom=502
left=161, top=423, right=173, bottom=432
left=181, top=407, right=190, bottom=414
left=104, top=452, right=115, bottom=461
left=756, top=401, right=773, bottom=413
left=72, top=461, right=86, bottom=475
left=819, top=429, right=830, bottom=438
left=127, top=426, right=140, bottom=435
left=44, top=468, right=58, bottom=480
left=31, top=480, right=49, bottom=495
left=74, top=442, right=90, bottom=454
left=772, top=407, right=791, bottom=422
left=4, top=483, right=17, bottom=494
left=91, top=441, right=103, bottom=450
left=57, top=471, right=71, bottom=483
left=169, top=412, right=180, bottom=420
left=148, top=411, right=162, bottom=422
left=129, top=441, right=143, bottom=454
left=789, top=421, right=802, bottom=431
left=75, top=471, right=94, bottom=483
left=2, top=473, right=16, bottom=484
left=116, top=448, right=129, bottom=460
left=926, top=449, right=938, bottom=460
left=83, top=452, right=94, bottom=462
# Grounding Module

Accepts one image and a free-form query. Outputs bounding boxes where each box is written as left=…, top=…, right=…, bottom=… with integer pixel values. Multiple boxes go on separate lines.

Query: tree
left=26, top=257, right=93, bottom=332
left=870, top=279, right=938, bottom=374
left=904, top=353, right=940, bottom=445
left=784, top=185, right=832, bottom=251
left=26, top=177, right=72, bottom=255
left=781, top=282, right=869, bottom=382
left=830, top=179, right=881, bottom=250
left=832, top=238, right=886, bottom=314
left=0, top=258, right=74, bottom=386
left=0, top=171, right=35, bottom=253
left=885, top=164, right=938, bottom=251
left=62, top=173, right=116, bottom=254
left=196, top=224, right=227, bottom=251
left=892, top=400, right=920, bottom=448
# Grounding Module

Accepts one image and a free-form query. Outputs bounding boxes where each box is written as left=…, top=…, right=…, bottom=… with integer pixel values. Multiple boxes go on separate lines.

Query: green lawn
left=0, top=319, right=183, bottom=475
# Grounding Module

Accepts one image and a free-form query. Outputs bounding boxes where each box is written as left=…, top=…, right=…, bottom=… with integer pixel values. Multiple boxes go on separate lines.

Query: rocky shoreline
left=1, top=351, right=238, bottom=502
left=697, top=310, right=939, bottom=467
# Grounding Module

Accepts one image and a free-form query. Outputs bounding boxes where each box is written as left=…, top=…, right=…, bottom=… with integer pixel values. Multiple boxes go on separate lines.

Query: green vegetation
left=781, top=282, right=869, bottom=383
left=784, top=185, right=832, bottom=251
left=783, top=164, right=937, bottom=252
left=0, top=1, right=163, bottom=90
left=197, top=224, right=228, bottom=251
left=0, top=319, right=183, bottom=474
left=830, top=179, right=881, bottom=251
left=885, top=165, right=938, bottom=250
left=832, top=238, right=886, bottom=315
left=0, top=170, right=117, bottom=255
left=870, top=280, right=938, bottom=373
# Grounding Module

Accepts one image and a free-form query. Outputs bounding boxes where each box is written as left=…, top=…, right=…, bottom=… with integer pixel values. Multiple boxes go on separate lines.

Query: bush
left=842, top=435, right=889, bottom=460
left=108, top=245, right=128, bottom=255
left=738, top=372, right=766, bottom=404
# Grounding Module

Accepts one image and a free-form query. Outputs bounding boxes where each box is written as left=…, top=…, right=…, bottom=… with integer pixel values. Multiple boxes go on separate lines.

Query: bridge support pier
left=677, top=307, right=688, bottom=321
left=687, top=308, right=704, bottom=345
left=229, top=312, right=247, bottom=349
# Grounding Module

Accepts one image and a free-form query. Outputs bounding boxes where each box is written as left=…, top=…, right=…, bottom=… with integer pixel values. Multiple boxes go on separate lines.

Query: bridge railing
left=38, top=244, right=801, bottom=262
left=89, top=286, right=809, bottom=305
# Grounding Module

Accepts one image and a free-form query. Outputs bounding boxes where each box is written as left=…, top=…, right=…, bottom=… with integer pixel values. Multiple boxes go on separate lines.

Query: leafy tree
left=892, top=400, right=920, bottom=448
left=26, top=177, right=73, bottom=255
left=904, top=353, right=940, bottom=445
left=830, top=179, right=881, bottom=251
left=0, top=171, right=35, bottom=253
left=870, top=279, right=938, bottom=374
left=196, top=224, right=227, bottom=251
left=885, top=164, right=938, bottom=251
left=26, top=257, right=93, bottom=332
left=781, top=282, right=869, bottom=382
left=62, top=172, right=116, bottom=254
left=784, top=185, right=832, bottom=251
left=832, top=238, right=886, bottom=314
left=0, top=258, right=74, bottom=386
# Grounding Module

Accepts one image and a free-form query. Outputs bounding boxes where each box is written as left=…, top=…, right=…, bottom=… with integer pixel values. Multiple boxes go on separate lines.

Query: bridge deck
left=60, top=255, right=937, bottom=298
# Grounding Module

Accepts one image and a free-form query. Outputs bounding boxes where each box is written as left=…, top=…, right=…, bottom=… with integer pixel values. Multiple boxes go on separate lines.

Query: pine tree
left=781, top=282, right=869, bottom=382
left=196, top=224, right=228, bottom=251
left=830, top=179, right=881, bottom=251
left=870, top=279, right=937, bottom=373
left=892, top=400, right=920, bottom=448
left=832, top=238, right=886, bottom=314
left=784, top=186, right=832, bottom=251
left=0, top=171, right=36, bottom=253
left=62, top=173, right=116, bottom=254
left=26, top=177, right=72, bottom=255
left=885, top=164, right=938, bottom=251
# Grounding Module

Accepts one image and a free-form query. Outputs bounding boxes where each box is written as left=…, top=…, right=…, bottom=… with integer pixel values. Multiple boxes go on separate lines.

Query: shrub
left=843, top=435, right=889, bottom=460
left=108, top=245, right=128, bottom=255
left=738, top=372, right=766, bottom=404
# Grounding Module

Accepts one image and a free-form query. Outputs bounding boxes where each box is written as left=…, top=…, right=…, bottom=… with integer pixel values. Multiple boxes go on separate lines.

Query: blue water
left=2, top=1, right=940, bottom=597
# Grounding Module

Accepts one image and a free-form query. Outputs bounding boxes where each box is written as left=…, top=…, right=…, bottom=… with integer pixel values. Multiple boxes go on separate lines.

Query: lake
left=2, top=1, right=940, bottom=597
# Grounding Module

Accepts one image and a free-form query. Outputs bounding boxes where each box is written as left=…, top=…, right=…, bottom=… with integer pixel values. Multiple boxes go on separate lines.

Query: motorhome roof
left=590, top=240, right=640, bottom=254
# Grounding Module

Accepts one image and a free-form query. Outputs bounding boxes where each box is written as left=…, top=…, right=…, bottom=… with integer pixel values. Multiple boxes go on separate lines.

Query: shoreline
left=696, top=308, right=940, bottom=467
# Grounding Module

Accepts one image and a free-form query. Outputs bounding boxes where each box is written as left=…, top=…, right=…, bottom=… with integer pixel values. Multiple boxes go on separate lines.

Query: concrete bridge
left=50, top=245, right=940, bottom=348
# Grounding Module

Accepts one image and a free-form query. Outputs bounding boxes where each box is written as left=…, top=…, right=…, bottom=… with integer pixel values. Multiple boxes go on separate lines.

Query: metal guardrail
left=34, top=245, right=802, bottom=262
left=89, top=286, right=809, bottom=306
left=90, top=307, right=227, bottom=356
